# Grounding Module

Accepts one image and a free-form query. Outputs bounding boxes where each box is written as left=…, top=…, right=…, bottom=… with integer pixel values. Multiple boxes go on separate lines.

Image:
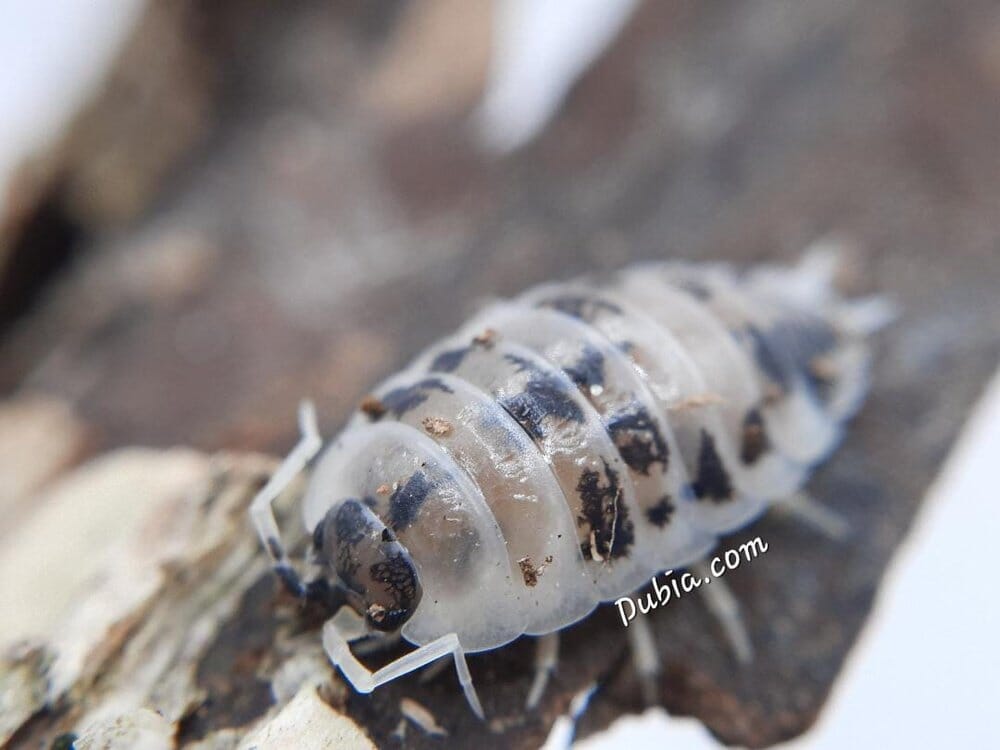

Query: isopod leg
left=690, top=561, right=754, bottom=664
left=249, top=400, right=322, bottom=595
left=626, top=613, right=660, bottom=706
left=772, top=491, right=852, bottom=541
left=322, top=611, right=486, bottom=720
left=525, top=632, right=560, bottom=710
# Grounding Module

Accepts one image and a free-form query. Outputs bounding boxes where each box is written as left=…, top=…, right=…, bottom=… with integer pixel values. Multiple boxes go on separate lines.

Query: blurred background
left=0, top=1, right=997, bottom=748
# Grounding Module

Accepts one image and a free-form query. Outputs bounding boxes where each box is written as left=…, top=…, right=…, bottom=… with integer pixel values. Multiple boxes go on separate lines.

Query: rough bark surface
left=1, top=0, right=998, bottom=748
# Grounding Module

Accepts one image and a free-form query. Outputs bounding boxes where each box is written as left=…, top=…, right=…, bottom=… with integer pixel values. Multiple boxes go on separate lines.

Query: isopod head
left=312, top=498, right=423, bottom=632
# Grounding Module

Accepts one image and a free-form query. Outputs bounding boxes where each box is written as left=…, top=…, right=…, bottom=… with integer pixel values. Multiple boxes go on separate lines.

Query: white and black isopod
left=250, top=251, right=893, bottom=718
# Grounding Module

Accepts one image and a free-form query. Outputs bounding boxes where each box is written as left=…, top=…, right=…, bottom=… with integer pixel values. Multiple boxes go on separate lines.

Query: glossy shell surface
left=301, top=258, right=876, bottom=652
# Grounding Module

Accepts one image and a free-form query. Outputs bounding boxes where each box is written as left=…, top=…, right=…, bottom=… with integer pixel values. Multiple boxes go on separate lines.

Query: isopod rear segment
left=249, top=252, right=892, bottom=718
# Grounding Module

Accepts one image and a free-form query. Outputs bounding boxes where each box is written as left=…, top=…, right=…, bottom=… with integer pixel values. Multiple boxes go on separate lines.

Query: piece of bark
left=237, top=687, right=376, bottom=750
left=0, top=449, right=212, bottom=646
left=0, top=327, right=993, bottom=750
left=1, top=0, right=998, bottom=747
left=0, top=643, right=52, bottom=746
left=0, top=450, right=270, bottom=747
left=0, top=448, right=393, bottom=749
left=74, top=708, right=174, bottom=750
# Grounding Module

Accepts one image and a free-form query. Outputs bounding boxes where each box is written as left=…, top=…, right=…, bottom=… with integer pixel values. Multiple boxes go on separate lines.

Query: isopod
left=250, top=251, right=893, bottom=718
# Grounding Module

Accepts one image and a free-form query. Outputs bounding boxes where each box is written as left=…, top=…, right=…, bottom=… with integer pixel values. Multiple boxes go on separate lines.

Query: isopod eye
left=315, top=499, right=422, bottom=632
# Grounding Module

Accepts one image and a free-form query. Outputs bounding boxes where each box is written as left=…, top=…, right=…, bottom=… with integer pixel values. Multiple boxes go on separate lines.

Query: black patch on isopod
left=675, top=279, right=712, bottom=300
left=388, top=470, right=434, bottom=531
left=691, top=430, right=734, bottom=503
left=775, top=317, right=838, bottom=363
left=740, top=408, right=771, bottom=465
left=646, top=495, right=675, bottom=528
left=743, top=317, right=841, bottom=404
left=368, top=552, right=421, bottom=631
left=745, top=325, right=790, bottom=393
left=329, top=499, right=373, bottom=593
left=333, top=500, right=370, bottom=546
left=576, top=460, right=634, bottom=559
left=318, top=499, right=423, bottom=631
left=769, top=317, right=840, bottom=400
left=377, top=378, right=453, bottom=418
left=563, top=344, right=606, bottom=390
left=500, top=353, right=584, bottom=440
left=606, top=405, right=669, bottom=475
left=429, top=346, right=470, bottom=373
left=539, top=294, right=622, bottom=321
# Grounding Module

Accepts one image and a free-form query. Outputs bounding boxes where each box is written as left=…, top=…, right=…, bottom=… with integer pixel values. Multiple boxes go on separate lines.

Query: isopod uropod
left=250, top=251, right=892, bottom=718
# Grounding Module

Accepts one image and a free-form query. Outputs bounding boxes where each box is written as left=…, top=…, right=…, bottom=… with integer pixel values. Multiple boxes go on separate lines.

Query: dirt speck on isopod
left=473, top=328, right=498, bottom=347
left=517, top=554, right=554, bottom=587
left=422, top=416, right=453, bottom=436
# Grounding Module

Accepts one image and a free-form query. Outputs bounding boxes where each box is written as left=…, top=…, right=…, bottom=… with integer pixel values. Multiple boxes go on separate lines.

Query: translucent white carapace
left=251, top=254, right=889, bottom=717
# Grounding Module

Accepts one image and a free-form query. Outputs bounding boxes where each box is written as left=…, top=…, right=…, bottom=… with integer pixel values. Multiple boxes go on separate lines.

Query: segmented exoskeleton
left=250, top=251, right=891, bottom=718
